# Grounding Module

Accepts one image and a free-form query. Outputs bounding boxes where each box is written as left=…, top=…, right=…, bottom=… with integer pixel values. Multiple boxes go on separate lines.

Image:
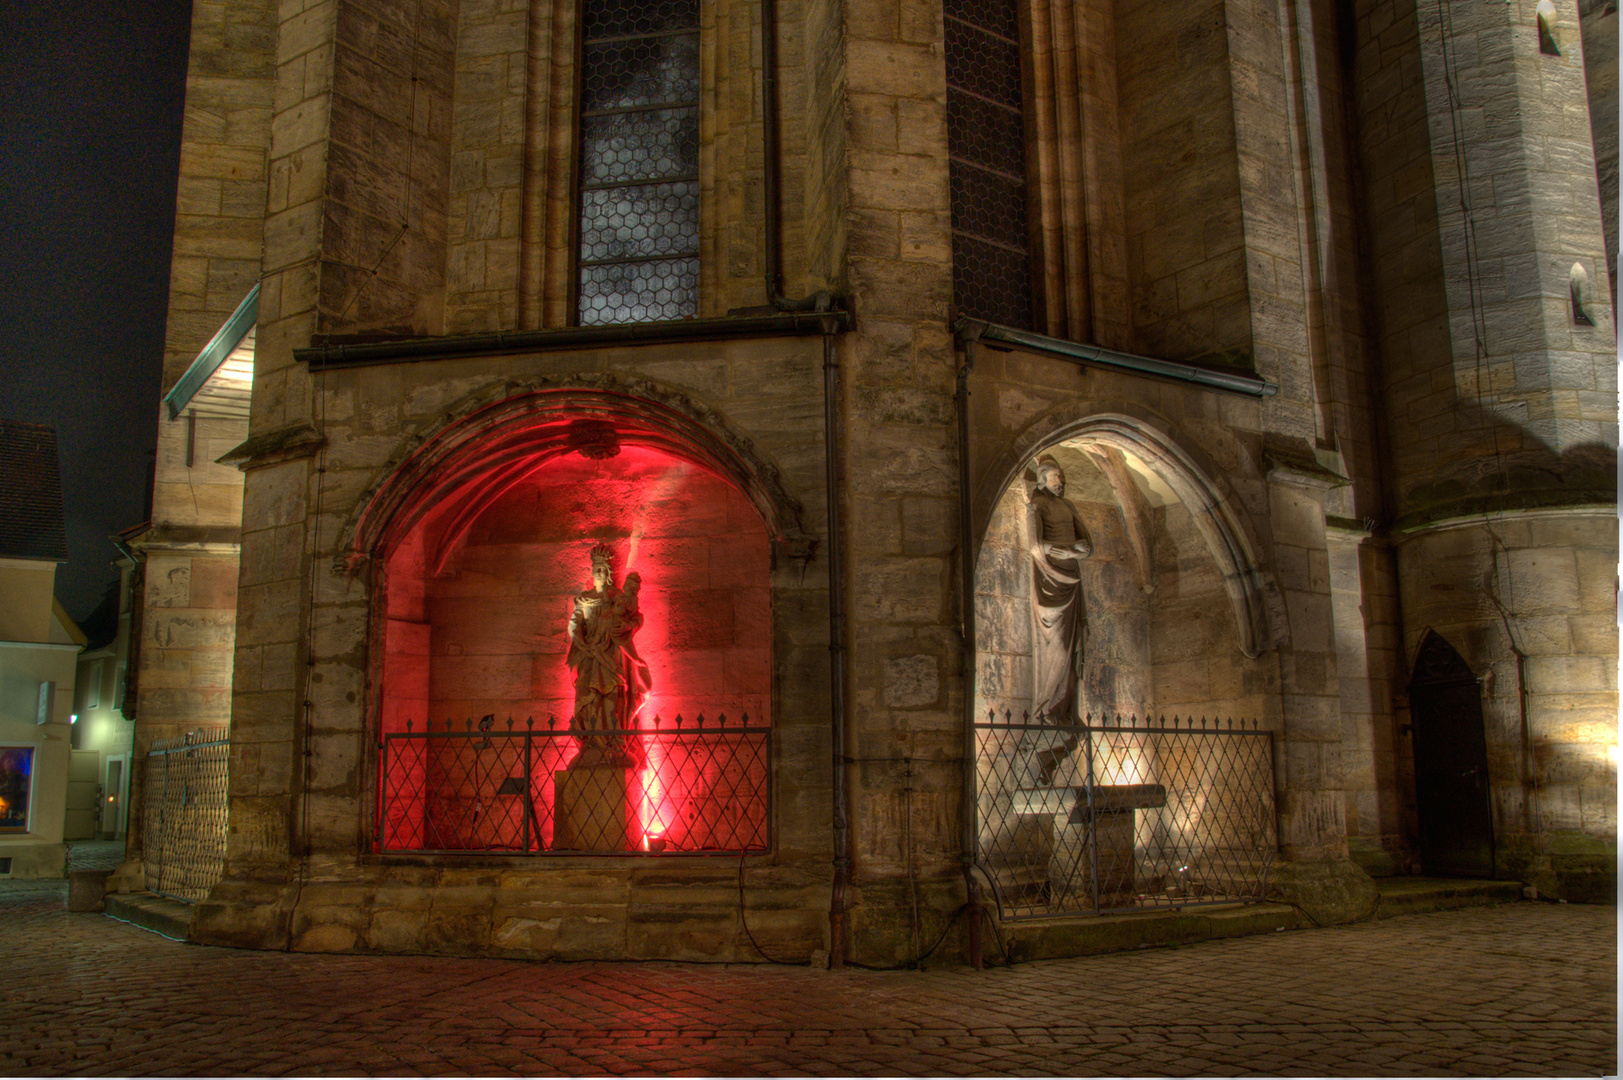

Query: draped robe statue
left=1026, top=459, right=1093, bottom=783
left=566, top=544, right=652, bottom=766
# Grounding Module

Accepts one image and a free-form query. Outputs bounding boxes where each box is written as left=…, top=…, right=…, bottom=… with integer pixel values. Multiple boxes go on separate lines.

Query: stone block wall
left=1577, top=0, right=1617, bottom=300
left=832, top=0, right=968, bottom=964
left=1115, top=0, right=1250, bottom=365
left=1395, top=511, right=1617, bottom=898
left=126, top=0, right=273, bottom=885
left=1396, top=0, right=1616, bottom=515
left=158, top=0, right=1617, bottom=963
left=1148, top=498, right=1256, bottom=719
left=195, top=334, right=837, bottom=959
left=163, top=0, right=277, bottom=394
left=444, top=0, right=528, bottom=333
left=1328, top=528, right=1409, bottom=874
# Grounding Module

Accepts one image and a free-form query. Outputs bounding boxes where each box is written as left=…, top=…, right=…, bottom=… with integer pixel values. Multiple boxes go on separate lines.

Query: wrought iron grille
left=976, top=708, right=1277, bottom=919
left=378, top=713, right=769, bottom=855
left=142, top=731, right=230, bottom=904
left=576, top=0, right=701, bottom=325
left=945, top=0, right=1033, bottom=329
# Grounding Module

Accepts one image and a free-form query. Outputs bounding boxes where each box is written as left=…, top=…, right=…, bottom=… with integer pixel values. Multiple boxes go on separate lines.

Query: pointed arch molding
left=340, top=374, right=815, bottom=572
left=983, top=412, right=1284, bottom=658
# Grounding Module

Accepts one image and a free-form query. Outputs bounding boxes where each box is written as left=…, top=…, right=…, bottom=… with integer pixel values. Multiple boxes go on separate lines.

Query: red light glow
left=375, top=414, right=771, bottom=853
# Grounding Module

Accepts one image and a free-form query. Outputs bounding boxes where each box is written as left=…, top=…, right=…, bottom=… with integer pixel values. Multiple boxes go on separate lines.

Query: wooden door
left=1408, top=633, right=1495, bottom=878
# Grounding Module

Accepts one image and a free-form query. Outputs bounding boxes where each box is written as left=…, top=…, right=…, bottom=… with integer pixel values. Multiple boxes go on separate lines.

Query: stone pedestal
left=1052, top=810, right=1139, bottom=907
left=67, top=868, right=112, bottom=911
left=1015, top=784, right=1167, bottom=909
left=553, top=764, right=639, bottom=851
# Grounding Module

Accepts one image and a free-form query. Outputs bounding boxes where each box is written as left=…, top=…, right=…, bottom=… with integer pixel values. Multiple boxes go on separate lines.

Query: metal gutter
left=295, top=310, right=853, bottom=370
left=164, top=284, right=260, bottom=419
left=111, top=529, right=146, bottom=723
left=954, top=318, right=1278, bottom=399
left=821, top=324, right=850, bottom=969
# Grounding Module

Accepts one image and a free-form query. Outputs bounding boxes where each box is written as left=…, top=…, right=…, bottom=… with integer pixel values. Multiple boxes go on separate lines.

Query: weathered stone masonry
left=124, top=0, right=1615, bottom=963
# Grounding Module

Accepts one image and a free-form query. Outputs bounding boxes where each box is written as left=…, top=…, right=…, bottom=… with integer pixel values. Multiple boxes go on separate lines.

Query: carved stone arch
left=980, top=407, right=1283, bottom=658
left=339, top=373, right=814, bottom=572
left=1409, top=629, right=1477, bottom=686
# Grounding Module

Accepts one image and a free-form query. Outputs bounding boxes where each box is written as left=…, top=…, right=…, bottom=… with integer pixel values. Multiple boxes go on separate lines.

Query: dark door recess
left=1408, top=632, right=1495, bottom=878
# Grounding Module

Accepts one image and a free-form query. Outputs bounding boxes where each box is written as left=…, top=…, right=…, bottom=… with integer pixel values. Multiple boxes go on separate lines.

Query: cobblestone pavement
left=2, top=881, right=1614, bottom=1076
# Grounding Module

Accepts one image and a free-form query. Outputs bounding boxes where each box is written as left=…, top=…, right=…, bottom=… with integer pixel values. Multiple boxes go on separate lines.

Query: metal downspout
left=956, top=335, right=983, bottom=968
left=111, top=534, right=145, bottom=723
left=761, top=0, right=784, bottom=305
left=822, top=320, right=849, bottom=968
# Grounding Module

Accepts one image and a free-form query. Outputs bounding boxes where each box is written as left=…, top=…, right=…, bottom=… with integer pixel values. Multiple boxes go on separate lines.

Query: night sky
left=0, top=3, right=194, bottom=626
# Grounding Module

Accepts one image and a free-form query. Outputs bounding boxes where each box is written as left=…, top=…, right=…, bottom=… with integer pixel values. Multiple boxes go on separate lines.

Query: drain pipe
left=822, top=318, right=850, bottom=968
left=110, top=532, right=146, bottom=723
left=761, top=0, right=784, bottom=305
left=955, top=330, right=983, bottom=968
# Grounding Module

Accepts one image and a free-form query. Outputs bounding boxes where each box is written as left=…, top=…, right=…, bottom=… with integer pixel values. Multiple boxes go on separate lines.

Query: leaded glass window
left=945, top=0, right=1033, bottom=329
left=576, top=0, right=702, bottom=325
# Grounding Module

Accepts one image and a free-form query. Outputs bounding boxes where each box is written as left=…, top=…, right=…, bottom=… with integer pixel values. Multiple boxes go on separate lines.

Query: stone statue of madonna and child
left=565, top=541, right=652, bottom=769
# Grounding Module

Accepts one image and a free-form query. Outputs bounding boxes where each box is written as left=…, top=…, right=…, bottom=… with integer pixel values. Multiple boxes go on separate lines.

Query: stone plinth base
left=1265, top=856, right=1378, bottom=924
left=554, top=764, right=638, bottom=851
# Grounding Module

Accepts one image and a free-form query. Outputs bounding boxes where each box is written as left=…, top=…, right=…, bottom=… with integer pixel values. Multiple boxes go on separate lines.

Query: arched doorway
left=1408, top=631, right=1495, bottom=877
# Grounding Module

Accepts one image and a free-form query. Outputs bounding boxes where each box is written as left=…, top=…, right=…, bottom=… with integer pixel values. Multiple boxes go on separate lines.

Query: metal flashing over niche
left=163, top=284, right=259, bottom=421
left=956, top=318, right=1279, bottom=399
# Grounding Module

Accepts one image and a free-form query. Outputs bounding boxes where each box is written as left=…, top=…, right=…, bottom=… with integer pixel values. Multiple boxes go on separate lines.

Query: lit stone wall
left=159, top=0, right=1618, bottom=964
left=123, top=0, right=273, bottom=890
left=197, top=336, right=835, bottom=961
left=413, top=447, right=771, bottom=725
left=1396, top=511, right=1618, bottom=898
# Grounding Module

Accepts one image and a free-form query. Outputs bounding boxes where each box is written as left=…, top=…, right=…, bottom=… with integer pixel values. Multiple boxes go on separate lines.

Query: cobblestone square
left=2, top=879, right=1614, bottom=1076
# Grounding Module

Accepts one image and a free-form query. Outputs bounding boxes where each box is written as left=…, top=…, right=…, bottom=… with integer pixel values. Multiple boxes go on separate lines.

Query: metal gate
left=142, top=731, right=229, bottom=903
left=975, top=709, right=1277, bottom=918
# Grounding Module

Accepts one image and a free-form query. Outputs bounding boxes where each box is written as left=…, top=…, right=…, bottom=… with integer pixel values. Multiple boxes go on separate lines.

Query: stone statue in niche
left=566, top=542, right=651, bottom=767
left=1026, top=456, right=1093, bottom=784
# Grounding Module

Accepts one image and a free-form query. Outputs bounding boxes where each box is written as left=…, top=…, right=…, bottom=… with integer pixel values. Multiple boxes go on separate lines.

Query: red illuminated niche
left=375, top=428, right=771, bottom=854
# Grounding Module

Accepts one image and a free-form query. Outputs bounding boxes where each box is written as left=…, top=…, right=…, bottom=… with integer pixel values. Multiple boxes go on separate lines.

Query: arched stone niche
left=350, top=385, right=795, bottom=853
left=974, top=415, right=1280, bottom=726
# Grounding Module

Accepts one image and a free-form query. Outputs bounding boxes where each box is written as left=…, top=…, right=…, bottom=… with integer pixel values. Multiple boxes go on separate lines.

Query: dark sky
left=0, top=3, right=194, bottom=625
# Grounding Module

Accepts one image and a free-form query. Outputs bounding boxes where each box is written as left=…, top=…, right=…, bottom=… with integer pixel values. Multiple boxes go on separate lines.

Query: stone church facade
left=124, top=0, right=1615, bottom=964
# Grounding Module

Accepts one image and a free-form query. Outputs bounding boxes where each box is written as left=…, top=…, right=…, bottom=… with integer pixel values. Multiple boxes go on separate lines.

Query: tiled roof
left=0, top=420, right=68, bottom=562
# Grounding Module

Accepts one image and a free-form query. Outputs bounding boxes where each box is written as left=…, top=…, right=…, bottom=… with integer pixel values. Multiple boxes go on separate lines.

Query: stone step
left=1373, top=876, right=1526, bottom=918
left=104, top=891, right=195, bottom=941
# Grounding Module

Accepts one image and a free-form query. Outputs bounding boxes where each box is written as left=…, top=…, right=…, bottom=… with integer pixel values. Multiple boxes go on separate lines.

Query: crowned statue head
left=588, top=542, right=615, bottom=592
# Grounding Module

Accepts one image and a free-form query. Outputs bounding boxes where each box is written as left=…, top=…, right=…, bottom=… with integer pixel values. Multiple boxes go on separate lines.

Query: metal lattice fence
left=379, top=714, right=769, bottom=855
left=976, top=708, right=1277, bottom=918
left=142, top=731, right=230, bottom=903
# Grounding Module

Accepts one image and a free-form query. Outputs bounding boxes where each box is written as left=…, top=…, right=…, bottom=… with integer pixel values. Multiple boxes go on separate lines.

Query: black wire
left=981, top=904, right=1012, bottom=965
left=914, top=901, right=966, bottom=965
left=736, top=849, right=801, bottom=965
